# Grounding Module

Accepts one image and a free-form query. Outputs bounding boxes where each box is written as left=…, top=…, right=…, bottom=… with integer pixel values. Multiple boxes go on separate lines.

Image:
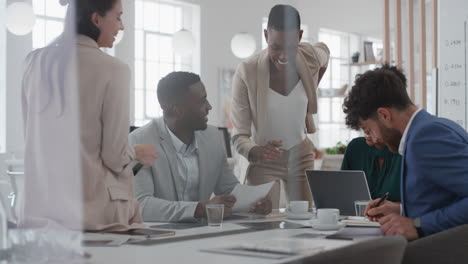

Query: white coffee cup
left=288, top=200, right=309, bottom=214
left=317, top=208, right=340, bottom=225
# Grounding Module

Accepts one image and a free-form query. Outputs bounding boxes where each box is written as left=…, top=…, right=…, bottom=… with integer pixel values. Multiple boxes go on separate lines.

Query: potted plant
left=321, top=141, right=347, bottom=170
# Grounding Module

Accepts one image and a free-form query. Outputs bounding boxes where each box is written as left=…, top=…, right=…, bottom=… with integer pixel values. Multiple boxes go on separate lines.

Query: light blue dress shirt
left=166, top=125, right=200, bottom=202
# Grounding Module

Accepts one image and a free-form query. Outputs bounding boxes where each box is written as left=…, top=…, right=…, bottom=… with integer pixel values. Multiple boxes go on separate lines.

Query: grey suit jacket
left=128, top=118, right=240, bottom=222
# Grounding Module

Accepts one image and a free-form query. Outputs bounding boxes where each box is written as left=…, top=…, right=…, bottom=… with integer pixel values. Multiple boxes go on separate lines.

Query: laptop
left=306, top=170, right=372, bottom=216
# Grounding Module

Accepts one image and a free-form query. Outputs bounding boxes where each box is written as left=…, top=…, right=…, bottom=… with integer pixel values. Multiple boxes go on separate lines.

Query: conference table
left=85, top=213, right=364, bottom=264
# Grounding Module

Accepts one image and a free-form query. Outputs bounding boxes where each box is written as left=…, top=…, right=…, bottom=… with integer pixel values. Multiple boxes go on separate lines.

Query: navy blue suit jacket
left=402, top=110, right=468, bottom=236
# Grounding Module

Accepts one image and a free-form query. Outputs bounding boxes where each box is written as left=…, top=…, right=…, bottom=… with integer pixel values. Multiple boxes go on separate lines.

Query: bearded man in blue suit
left=343, top=64, right=468, bottom=240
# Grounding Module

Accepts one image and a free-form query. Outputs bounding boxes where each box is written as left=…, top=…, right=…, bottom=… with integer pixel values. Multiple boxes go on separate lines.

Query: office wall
left=0, top=0, right=383, bottom=173
left=196, top=0, right=383, bottom=126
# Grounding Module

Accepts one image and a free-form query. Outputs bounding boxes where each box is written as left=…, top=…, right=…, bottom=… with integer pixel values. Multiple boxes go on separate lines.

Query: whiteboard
left=437, top=0, right=468, bottom=131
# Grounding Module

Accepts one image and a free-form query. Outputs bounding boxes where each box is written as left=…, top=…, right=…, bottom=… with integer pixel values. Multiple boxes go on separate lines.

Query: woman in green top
left=341, top=130, right=401, bottom=202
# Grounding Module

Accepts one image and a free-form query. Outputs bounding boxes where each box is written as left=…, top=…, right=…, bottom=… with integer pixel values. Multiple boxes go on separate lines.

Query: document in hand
left=230, top=182, right=275, bottom=213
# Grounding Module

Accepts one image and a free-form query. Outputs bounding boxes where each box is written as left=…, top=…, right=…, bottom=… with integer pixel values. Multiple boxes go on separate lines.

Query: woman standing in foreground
left=22, top=0, right=157, bottom=231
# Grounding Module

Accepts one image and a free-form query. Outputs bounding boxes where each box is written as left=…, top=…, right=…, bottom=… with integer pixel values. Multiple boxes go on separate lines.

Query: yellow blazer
left=231, top=42, right=330, bottom=158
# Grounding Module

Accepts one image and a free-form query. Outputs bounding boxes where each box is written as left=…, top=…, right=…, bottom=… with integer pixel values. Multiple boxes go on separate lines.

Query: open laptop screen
left=306, top=170, right=371, bottom=216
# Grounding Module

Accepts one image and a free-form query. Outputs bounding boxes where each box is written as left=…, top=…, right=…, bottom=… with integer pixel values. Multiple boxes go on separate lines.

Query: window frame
left=134, top=0, right=200, bottom=126
left=32, top=0, right=66, bottom=50
left=317, top=28, right=362, bottom=148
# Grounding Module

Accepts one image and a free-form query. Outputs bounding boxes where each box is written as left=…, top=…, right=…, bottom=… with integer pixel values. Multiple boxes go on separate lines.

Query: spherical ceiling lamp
left=114, top=30, right=124, bottom=45
left=231, top=33, right=256, bottom=59
left=172, top=29, right=195, bottom=56
left=6, top=2, right=36, bottom=36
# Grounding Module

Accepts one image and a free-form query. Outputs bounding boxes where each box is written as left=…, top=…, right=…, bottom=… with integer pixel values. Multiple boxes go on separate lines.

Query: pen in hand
left=374, top=192, right=390, bottom=208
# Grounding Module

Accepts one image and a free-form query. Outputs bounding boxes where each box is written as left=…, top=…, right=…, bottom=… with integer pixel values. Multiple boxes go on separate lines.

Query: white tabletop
left=85, top=217, right=356, bottom=264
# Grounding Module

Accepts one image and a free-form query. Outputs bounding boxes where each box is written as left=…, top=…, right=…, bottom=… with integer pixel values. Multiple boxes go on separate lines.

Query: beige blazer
left=77, top=35, right=143, bottom=231
left=231, top=42, right=330, bottom=158
left=21, top=35, right=143, bottom=231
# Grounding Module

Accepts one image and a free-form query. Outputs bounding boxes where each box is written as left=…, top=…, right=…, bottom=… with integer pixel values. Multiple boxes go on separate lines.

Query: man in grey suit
left=129, top=72, right=272, bottom=222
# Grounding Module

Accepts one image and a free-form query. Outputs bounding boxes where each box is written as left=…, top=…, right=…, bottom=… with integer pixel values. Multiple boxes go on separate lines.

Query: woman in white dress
left=231, top=5, right=329, bottom=208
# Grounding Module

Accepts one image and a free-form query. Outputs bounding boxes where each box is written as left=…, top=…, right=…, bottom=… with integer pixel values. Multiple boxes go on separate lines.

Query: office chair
left=402, top=224, right=468, bottom=264
left=217, top=127, right=232, bottom=158
left=129, top=126, right=139, bottom=133
left=286, top=236, right=407, bottom=264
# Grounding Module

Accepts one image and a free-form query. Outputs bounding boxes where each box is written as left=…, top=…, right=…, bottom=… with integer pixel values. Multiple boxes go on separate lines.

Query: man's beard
left=378, top=122, right=402, bottom=153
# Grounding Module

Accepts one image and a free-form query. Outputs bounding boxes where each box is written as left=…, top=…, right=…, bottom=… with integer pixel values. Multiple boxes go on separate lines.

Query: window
left=32, top=0, right=118, bottom=54
left=134, top=0, right=200, bottom=126
left=32, top=0, right=66, bottom=50
left=317, top=29, right=361, bottom=148
left=0, top=0, right=6, bottom=153
left=261, top=17, right=310, bottom=50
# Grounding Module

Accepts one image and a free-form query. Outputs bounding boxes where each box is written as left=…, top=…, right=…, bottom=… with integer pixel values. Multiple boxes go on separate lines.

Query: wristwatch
left=412, top=217, right=424, bottom=238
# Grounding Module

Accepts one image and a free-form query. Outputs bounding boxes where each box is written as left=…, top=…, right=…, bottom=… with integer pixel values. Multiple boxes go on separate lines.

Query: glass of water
left=205, top=204, right=224, bottom=227
left=354, top=200, right=370, bottom=216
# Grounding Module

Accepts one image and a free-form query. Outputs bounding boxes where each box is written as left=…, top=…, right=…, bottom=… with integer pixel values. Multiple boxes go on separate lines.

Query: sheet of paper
left=230, top=182, right=274, bottom=213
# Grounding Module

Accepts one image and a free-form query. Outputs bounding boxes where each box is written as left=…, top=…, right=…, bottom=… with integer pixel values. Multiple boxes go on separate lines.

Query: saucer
left=285, top=211, right=314, bottom=220
left=310, top=219, right=346, bottom=231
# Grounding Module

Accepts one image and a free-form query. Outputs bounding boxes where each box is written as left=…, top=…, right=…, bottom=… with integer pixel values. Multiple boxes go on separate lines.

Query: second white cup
left=317, top=208, right=340, bottom=225
left=288, top=200, right=309, bottom=214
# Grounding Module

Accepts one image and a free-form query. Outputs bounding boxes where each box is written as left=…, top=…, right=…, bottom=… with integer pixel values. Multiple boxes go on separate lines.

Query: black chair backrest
left=218, top=127, right=232, bottom=158
left=129, top=126, right=139, bottom=133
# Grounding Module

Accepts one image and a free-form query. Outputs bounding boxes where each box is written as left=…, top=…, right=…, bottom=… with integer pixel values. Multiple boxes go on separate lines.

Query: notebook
left=341, top=216, right=381, bottom=227
left=106, top=228, right=175, bottom=238
left=237, top=221, right=308, bottom=230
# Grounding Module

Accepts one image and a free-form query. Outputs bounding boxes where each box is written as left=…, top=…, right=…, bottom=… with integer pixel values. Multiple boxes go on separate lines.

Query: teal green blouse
left=341, top=137, right=401, bottom=202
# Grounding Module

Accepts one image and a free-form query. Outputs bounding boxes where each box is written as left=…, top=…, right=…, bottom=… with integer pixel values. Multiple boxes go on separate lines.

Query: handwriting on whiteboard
left=443, top=98, right=463, bottom=106
left=445, top=39, right=463, bottom=47
left=444, top=64, right=464, bottom=71
left=444, top=81, right=463, bottom=87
